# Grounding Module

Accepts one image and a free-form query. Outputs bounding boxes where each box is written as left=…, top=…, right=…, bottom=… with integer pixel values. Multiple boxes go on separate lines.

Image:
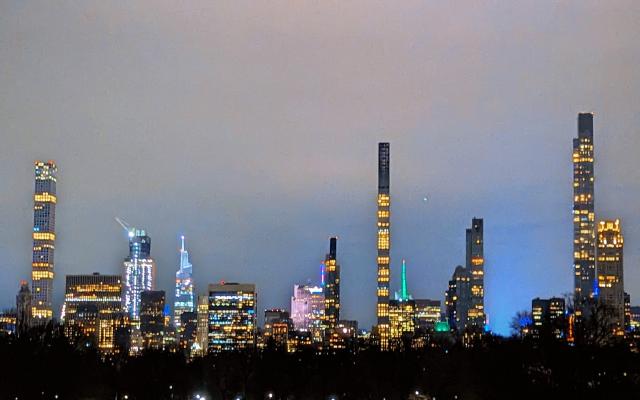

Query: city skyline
left=2, top=2, right=640, bottom=336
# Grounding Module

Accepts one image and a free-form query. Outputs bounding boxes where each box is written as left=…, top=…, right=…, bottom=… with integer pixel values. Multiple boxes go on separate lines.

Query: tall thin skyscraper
left=323, top=237, right=340, bottom=329
left=376, top=142, right=391, bottom=350
left=120, top=222, right=156, bottom=321
left=174, top=235, right=194, bottom=329
left=597, top=219, right=625, bottom=332
left=466, top=218, right=485, bottom=329
left=573, top=113, right=596, bottom=310
left=31, top=160, right=58, bottom=322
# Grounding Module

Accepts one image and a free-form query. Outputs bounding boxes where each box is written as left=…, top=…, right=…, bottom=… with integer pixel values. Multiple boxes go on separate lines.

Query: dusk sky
left=1, top=1, right=639, bottom=335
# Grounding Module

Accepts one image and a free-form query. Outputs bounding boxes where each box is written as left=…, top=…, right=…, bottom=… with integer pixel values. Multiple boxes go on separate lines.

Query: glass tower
left=573, top=113, right=596, bottom=309
left=31, top=160, right=58, bottom=322
left=376, top=142, right=391, bottom=350
left=207, top=283, right=257, bottom=352
left=123, top=227, right=155, bottom=320
left=173, top=235, right=194, bottom=329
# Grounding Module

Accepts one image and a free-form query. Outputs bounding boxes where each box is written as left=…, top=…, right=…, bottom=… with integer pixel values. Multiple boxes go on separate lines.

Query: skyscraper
left=173, top=235, right=194, bottom=329
left=208, top=283, right=257, bottom=352
left=466, top=218, right=485, bottom=329
left=573, top=113, right=596, bottom=310
left=31, top=160, right=57, bottom=322
left=376, top=142, right=391, bottom=350
left=16, top=281, right=32, bottom=335
left=323, top=237, right=340, bottom=329
left=597, top=219, right=625, bottom=331
left=61, top=273, right=123, bottom=353
left=119, top=221, right=156, bottom=321
left=531, top=297, right=565, bottom=340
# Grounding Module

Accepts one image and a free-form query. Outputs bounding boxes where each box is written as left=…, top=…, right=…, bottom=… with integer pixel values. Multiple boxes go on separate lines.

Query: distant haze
left=1, top=1, right=639, bottom=334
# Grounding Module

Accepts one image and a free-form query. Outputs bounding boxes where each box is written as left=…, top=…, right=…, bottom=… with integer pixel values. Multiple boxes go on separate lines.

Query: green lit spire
left=401, top=259, right=408, bottom=300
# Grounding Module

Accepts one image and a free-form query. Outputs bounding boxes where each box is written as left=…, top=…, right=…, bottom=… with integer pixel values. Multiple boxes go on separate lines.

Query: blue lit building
left=173, top=235, right=195, bottom=329
left=120, top=223, right=155, bottom=321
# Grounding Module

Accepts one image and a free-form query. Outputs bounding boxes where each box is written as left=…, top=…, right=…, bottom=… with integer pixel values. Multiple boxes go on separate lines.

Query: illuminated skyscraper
left=376, top=142, right=391, bottom=350
left=193, top=295, right=209, bottom=356
left=119, top=221, right=156, bottom=321
left=531, top=297, right=565, bottom=340
left=61, top=273, right=123, bottom=353
left=31, top=160, right=57, bottom=322
left=573, top=113, right=596, bottom=309
left=466, top=218, right=485, bottom=329
left=597, top=219, right=625, bottom=331
left=414, top=299, right=441, bottom=332
left=173, top=235, right=194, bottom=329
left=208, top=283, right=257, bottom=352
left=323, top=237, right=340, bottom=329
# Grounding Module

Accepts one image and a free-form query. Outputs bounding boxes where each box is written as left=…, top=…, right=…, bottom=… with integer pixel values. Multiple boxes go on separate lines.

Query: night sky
left=1, top=1, right=639, bottom=335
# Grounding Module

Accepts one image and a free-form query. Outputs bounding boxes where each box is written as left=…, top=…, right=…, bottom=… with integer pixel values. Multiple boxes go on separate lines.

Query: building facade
left=573, top=113, right=596, bottom=310
left=445, top=265, right=471, bottom=332
left=323, top=237, right=340, bottom=330
left=31, top=160, right=58, bottom=322
left=531, top=297, right=566, bottom=339
left=376, top=142, right=391, bottom=350
left=140, top=290, right=166, bottom=350
left=291, top=284, right=325, bottom=331
left=597, top=219, right=625, bottom=331
left=174, top=235, right=194, bottom=330
left=208, top=283, right=257, bottom=352
left=61, top=273, right=123, bottom=353
left=414, top=299, right=442, bottom=332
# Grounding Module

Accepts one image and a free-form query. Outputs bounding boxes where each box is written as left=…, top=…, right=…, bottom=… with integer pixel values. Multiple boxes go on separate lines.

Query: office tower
left=414, top=299, right=442, bottom=331
left=208, top=283, right=257, bottom=352
left=61, top=273, right=123, bottom=353
left=376, top=142, right=391, bottom=350
left=630, top=306, right=640, bottom=332
left=466, top=218, right=485, bottom=329
left=624, top=293, right=631, bottom=332
left=16, top=280, right=32, bottom=334
left=194, top=295, right=209, bottom=356
left=597, top=219, right=625, bottom=331
left=445, top=265, right=471, bottom=332
left=531, top=297, right=566, bottom=340
left=119, top=220, right=156, bottom=321
left=174, top=236, right=194, bottom=330
left=263, top=309, right=291, bottom=350
left=140, top=290, right=166, bottom=350
left=291, top=284, right=325, bottom=331
left=573, top=113, right=596, bottom=309
left=323, top=237, right=340, bottom=329
left=31, top=160, right=58, bottom=322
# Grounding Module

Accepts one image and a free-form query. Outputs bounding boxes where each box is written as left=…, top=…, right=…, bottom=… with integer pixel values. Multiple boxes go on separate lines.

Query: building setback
left=31, top=160, right=58, bottom=322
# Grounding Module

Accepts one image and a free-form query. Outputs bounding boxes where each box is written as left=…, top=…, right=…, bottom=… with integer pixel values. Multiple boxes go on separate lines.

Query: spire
left=401, top=259, right=408, bottom=300
left=181, top=235, right=185, bottom=252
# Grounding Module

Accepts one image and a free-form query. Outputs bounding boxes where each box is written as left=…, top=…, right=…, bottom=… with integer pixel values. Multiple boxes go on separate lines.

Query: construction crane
left=115, top=217, right=135, bottom=237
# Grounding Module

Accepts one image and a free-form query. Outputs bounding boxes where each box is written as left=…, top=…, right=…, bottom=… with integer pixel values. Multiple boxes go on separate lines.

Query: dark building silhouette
left=16, top=280, right=32, bottom=335
left=140, top=290, right=166, bottom=350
